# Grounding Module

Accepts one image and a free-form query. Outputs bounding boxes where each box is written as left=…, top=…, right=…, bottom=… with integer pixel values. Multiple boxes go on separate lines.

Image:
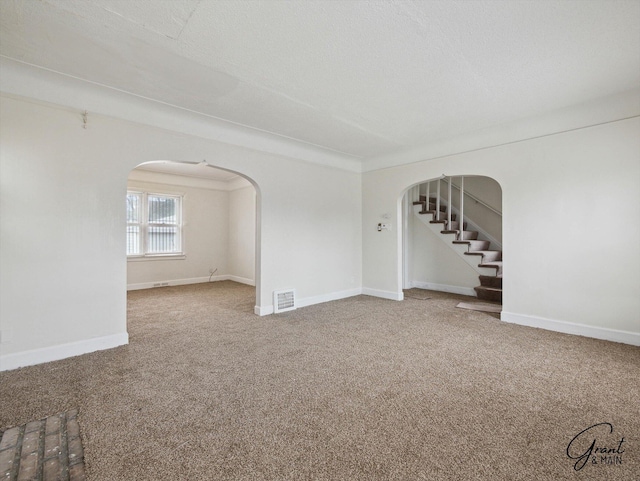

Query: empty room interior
left=0, top=1, right=639, bottom=480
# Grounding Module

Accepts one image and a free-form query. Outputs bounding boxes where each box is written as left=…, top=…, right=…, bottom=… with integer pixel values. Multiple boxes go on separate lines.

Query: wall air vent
left=273, top=289, right=296, bottom=313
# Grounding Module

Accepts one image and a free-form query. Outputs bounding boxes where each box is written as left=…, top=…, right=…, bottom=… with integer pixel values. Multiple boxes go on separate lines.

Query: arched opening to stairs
left=401, top=175, right=503, bottom=305
left=125, top=160, right=261, bottom=323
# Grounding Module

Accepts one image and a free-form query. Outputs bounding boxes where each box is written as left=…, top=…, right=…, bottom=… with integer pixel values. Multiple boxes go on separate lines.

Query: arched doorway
left=401, top=175, right=503, bottom=303
left=125, top=160, right=261, bottom=315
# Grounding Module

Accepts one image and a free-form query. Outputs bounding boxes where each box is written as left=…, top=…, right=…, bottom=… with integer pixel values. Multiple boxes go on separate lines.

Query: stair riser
left=482, top=252, right=502, bottom=262
left=468, top=240, right=490, bottom=251
left=460, top=231, right=479, bottom=240
left=479, top=275, right=502, bottom=288
left=479, top=263, right=503, bottom=276
left=475, top=287, right=502, bottom=303
left=445, top=221, right=466, bottom=231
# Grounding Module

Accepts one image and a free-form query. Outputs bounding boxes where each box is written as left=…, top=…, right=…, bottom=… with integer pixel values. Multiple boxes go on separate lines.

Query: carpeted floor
left=1, top=282, right=638, bottom=480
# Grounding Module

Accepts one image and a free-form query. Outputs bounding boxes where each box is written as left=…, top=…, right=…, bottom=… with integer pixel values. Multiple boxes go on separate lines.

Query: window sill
left=127, top=254, right=186, bottom=262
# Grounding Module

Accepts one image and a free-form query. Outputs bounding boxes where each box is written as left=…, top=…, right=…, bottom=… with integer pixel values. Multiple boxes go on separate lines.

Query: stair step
left=441, top=225, right=468, bottom=235
left=419, top=209, right=442, bottom=216
left=464, top=250, right=502, bottom=262
left=474, top=286, right=502, bottom=303
left=441, top=220, right=465, bottom=231
left=453, top=240, right=491, bottom=251
left=479, top=261, right=503, bottom=276
left=460, top=230, right=479, bottom=240
left=479, top=275, right=502, bottom=289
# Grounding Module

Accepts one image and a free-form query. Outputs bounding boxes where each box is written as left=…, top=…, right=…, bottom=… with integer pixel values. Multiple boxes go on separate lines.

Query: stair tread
left=465, top=250, right=502, bottom=262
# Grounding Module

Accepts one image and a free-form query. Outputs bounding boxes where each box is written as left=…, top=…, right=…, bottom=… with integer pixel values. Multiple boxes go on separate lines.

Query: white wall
left=364, top=116, right=640, bottom=345
left=1, top=60, right=637, bottom=372
left=0, top=94, right=362, bottom=370
left=126, top=174, right=230, bottom=289
left=228, top=186, right=256, bottom=284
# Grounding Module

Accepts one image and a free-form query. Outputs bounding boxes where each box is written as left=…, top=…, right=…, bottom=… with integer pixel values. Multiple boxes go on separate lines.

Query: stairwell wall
left=447, top=176, right=502, bottom=245
left=363, top=116, right=640, bottom=344
left=408, top=209, right=480, bottom=294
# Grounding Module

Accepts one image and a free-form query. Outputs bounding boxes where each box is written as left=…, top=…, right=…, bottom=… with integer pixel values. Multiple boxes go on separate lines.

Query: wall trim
left=409, top=281, right=476, bottom=297
left=128, top=276, right=217, bottom=290
left=0, top=57, right=362, bottom=173
left=128, top=168, right=253, bottom=192
left=362, top=288, right=404, bottom=301
left=0, top=332, right=129, bottom=372
left=365, top=89, right=640, bottom=172
left=127, top=275, right=257, bottom=291
left=227, top=276, right=256, bottom=286
left=255, top=288, right=363, bottom=317
left=501, top=311, right=640, bottom=347
left=255, top=305, right=274, bottom=316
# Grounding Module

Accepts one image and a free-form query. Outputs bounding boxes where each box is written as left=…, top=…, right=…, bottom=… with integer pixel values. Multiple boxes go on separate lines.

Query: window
left=127, top=192, right=183, bottom=257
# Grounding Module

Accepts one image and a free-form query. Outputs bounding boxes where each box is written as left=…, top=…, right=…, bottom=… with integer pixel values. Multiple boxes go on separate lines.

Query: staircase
left=412, top=192, right=503, bottom=304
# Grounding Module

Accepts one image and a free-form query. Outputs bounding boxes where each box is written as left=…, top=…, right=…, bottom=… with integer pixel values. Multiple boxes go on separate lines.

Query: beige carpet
left=1, top=282, right=638, bottom=480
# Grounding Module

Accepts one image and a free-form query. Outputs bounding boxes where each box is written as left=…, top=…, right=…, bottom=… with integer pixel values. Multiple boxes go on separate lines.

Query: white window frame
left=127, top=191, right=185, bottom=260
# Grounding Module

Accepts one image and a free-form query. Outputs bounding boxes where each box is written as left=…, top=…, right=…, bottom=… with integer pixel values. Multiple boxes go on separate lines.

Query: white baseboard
left=501, top=311, right=640, bottom=346
left=0, top=332, right=129, bottom=372
left=255, top=305, right=274, bottom=316
left=127, top=275, right=255, bottom=291
left=362, top=288, right=404, bottom=301
left=128, top=276, right=213, bottom=290
left=409, top=281, right=476, bottom=297
left=255, top=288, right=363, bottom=316
left=227, top=275, right=255, bottom=286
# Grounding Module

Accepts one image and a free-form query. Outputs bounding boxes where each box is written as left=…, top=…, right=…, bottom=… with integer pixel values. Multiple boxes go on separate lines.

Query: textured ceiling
left=1, top=0, right=639, bottom=162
